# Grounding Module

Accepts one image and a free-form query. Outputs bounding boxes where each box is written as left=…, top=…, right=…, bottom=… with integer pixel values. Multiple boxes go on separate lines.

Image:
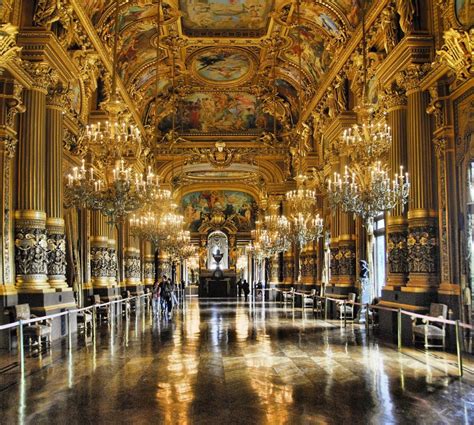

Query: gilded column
left=15, top=63, right=56, bottom=292
left=0, top=79, right=23, bottom=296
left=123, top=222, right=142, bottom=294
left=143, top=240, right=155, bottom=290
left=107, top=224, right=118, bottom=287
left=384, top=83, right=409, bottom=288
left=398, top=65, right=439, bottom=291
left=45, top=82, right=69, bottom=290
left=90, top=211, right=109, bottom=288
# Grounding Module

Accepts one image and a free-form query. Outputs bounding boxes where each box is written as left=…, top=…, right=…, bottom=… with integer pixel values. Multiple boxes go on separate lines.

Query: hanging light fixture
left=284, top=0, right=323, bottom=249
left=65, top=0, right=164, bottom=224
left=326, top=6, right=410, bottom=302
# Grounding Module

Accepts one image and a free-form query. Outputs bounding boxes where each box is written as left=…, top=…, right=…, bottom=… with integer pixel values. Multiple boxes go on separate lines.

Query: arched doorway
left=207, top=230, right=228, bottom=270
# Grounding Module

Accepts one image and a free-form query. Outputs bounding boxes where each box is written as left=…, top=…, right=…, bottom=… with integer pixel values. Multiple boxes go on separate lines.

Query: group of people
left=236, top=279, right=250, bottom=301
left=152, top=275, right=179, bottom=319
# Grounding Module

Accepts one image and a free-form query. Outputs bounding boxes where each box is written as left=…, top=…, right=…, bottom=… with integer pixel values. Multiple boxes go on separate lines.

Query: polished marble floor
left=0, top=298, right=473, bottom=424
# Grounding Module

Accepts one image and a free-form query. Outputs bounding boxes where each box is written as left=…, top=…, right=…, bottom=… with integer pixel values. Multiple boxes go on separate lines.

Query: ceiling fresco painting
left=190, top=48, right=255, bottom=85
left=158, top=92, right=275, bottom=135
left=74, top=0, right=376, bottom=143
left=179, top=0, right=274, bottom=37
left=455, top=0, right=474, bottom=27
left=284, top=24, right=334, bottom=85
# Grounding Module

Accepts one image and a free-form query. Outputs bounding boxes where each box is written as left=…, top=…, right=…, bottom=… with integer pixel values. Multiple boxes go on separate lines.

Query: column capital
left=23, top=61, right=58, bottom=93
left=0, top=135, right=17, bottom=159
left=433, top=136, right=448, bottom=159
left=381, top=84, right=407, bottom=111
left=396, top=64, right=430, bottom=95
left=46, top=82, right=70, bottom=109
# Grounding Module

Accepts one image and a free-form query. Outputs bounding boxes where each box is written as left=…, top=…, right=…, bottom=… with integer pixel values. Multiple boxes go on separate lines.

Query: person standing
left=237, top=278, right=242, bottom=297
left=152, top=278, right=161, bottom=316
left=242, top=279, right=250, bottom=302
left=158, top=275, right=171, bottom=318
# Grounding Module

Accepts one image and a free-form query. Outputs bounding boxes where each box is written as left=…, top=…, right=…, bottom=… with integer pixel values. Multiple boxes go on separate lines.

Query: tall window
left=374, top=214, right=386, bottom=297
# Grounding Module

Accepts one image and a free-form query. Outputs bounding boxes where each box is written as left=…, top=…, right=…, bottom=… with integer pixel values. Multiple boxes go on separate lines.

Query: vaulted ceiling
left=77, top=0, right=370, bottom=141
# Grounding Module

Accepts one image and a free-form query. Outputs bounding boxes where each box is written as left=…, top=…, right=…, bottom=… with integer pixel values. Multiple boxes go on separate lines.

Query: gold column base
left=0, top=284, right=17, bottom=296
left=92, top=277, right=110, bottom=288
left=438, top=283, right=461, bottom=296
left=386, top=274, right=408, bottom=288
left=48, top=277, right=69, bottom=290
left=406, top=272, right=439, bottom=290
left=144, top=278, right=154, bottom=286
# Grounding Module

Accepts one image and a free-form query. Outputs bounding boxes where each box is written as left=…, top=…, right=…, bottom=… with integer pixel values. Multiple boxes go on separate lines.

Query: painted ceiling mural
left=179, top=0, right=274, bottom=37
left=75, top=0, right=378, bottom=138
left=158, top=92, right=275, bottom=135
left=181, top=190, right=257, bottom=232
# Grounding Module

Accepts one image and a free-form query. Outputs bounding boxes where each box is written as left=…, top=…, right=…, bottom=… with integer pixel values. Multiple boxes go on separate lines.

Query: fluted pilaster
left=398, top=66, right=439, bottom=290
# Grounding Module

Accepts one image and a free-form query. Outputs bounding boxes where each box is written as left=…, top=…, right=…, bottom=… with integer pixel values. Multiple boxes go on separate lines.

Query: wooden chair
left=14, top=304, right=52, bottom=350
left=282, top=287, right=295, bottom=304
left=77, top=309, right=93, bottom=332
left=412, top=303, right=448, bottom=349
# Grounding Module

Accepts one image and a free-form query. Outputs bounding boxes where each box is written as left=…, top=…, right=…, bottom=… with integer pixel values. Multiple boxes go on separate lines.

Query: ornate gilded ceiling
left=75, top=0, right=370, bottom=143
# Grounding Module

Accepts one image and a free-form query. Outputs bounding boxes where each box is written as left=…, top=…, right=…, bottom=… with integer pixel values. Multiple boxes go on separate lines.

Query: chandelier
left=263, top=202, right=291, bottom=254
left=327, top=162, right=410, bottom=225
left=164, top=229, right=195, bottom=261
left=326, top=7, right=410, bottom=302
left=64, top=0, right=164, bottom=224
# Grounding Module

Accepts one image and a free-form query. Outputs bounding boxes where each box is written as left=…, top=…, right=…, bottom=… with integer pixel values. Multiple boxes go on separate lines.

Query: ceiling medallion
left=188, top=47, right=256, bottom=87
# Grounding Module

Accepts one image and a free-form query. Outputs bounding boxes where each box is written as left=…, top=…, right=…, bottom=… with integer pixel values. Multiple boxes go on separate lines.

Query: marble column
left=398, top=65, right=439, bottom=292
left=384, top=84, right=409, bottom=289
left=15, top=63, right=55, bottom=292
left=45, top=83, right=69, bottom=290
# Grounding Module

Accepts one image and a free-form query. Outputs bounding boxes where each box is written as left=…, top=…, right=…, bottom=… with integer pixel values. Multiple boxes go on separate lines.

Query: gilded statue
left=396, top=0, right=416, bottom=34
left=380, top=5, right=398, bottom=54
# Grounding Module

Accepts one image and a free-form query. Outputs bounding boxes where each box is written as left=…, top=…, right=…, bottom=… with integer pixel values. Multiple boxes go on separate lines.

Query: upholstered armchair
left=412, top=303, right=448, bottom=349
left=77, top=309, right=93, bottom=332
left=282, top=287, right=295, bottom=303
left=91, top=294, right=110, bottom=321
left=337, top=292, right=356, bottom=320
left=14, top=304, right=52, bottom=350
left=303, top=289, right=316, bottom=308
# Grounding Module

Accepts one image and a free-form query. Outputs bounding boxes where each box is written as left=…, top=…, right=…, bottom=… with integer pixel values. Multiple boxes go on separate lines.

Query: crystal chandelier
left=327, top=162, right=410, bottom=225
left=263, top=203, right=291, bottom=254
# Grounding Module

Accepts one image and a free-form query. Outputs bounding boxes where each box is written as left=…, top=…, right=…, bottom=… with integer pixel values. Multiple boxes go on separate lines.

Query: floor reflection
left=0, top=298, right=472, bottom=424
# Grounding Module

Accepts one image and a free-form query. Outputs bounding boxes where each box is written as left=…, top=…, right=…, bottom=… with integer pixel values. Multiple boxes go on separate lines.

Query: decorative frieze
left=387, top=231, right=409, bottom=274
left=90, top=246, right=109, bottom=279
left=14, top=226, right=48, bottom=276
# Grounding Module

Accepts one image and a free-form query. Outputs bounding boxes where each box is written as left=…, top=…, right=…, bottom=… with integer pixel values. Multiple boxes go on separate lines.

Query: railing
left=272, top=288, right=474, bottom=378
left=0, top=293, right=151, bottom=376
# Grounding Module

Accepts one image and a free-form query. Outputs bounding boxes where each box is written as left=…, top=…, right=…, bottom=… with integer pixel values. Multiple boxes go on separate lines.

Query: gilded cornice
left=376, top=34, right=434, bottom=89
left=17, top=29, right=78, bottom=84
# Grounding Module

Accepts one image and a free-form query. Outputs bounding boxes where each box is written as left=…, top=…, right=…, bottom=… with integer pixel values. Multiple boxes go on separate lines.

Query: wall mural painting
left=302, top=4, right=343, bottom=37
left=192, top=49, right=252, bottom=84
left=179, top=0, right=273, bottom=32
left=159, top=92, right=273, bottom=134
left=455, top=0, right=474, bottom=27
left=284, top=25, right=333, bottom=85
left=182, top=190, right=257, bottom=232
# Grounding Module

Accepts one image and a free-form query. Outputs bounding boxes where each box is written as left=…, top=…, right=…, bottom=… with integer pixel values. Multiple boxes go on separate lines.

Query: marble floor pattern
left=0, top=298, right=473, bottom=425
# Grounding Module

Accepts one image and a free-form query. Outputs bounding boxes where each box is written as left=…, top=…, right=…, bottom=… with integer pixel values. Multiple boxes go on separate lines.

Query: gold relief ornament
left=436, top=28, right=474, bottom=81
left=0, top=23, right=21, bottom=70
left=23, top=61, right=59, bottom=93
left=15, top=229, right=49, bottom=276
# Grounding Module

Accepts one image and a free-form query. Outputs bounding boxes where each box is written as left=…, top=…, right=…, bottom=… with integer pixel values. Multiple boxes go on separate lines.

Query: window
left=374, top=215, right=386, bottom=297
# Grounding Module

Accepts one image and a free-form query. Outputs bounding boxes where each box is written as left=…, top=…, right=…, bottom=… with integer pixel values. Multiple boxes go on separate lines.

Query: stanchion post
left=18, top=320, right=24, bottom=375
left=92, top=306, right=97, bottom=337
left=343, top=300, right=347, bottom=327
left=397, top=308, right=402, bottom=350
left=324, top=298, right=328, bottom=320
left=67, top=311, right=72, bottom=349
left=365, top=304, right=370, bottom=330
left=455, top=320, right=463, bottom=377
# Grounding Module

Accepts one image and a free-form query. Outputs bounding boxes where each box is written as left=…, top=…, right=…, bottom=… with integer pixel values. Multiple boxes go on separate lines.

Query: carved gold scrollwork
left=436, top=28, right=474, bottom=81
left=23, top=61, right=58, bottom=93
left=0, top=23, right=21, bottom=70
